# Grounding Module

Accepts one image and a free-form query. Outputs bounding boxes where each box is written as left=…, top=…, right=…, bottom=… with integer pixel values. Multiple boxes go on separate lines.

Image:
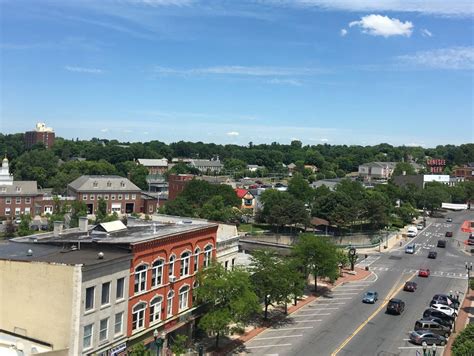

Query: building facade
left=137, top=159, right=169, bottom=175
left=167, top=174, right=194, bottom=201
left=25, top=122, right=55, bottom=149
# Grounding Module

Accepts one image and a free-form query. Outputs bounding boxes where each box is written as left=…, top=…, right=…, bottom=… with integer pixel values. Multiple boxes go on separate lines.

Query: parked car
left=445, top=231, right=453, bottom=237
left=423, top=309, right=455, bottom=324
left=421, top=316, right=453, bottom=329
left=386, top=298, right=405, bottom=314
left=409, top=330, right=446, bottom=346
left=428, top=251, right=437, bottom=259
left=405, top=244, right=416, bottom=254
left=446, top=217, right=453, bottom=223
left=431, top=294, right=459, bottom=309
left=404, top=281, right=418, bottom=292
left=437, top=240, right=446, bottom=248
left=431, top=304, right=457, bottom=317
left=419, top=268, right=431, bottom=277
left=467, top=234, right=474, bottom=246
left=414, top=319, right=451, bottom=338
left=362, top=291, right=378, bottom=304
left=417, top=223, right=424, bottom=230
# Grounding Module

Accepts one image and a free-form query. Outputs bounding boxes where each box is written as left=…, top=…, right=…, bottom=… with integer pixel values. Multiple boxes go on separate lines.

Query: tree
left=96, top=198, right=107, bottom=223
left=365, top=190, right=391, bottom=230
left=196, top=263, right=259, bottom=349
left=170, top=334, right=188, bottom=356
left=70, top=201, right=87, bottom=227
left=292, top=234, right=340, bottom=292
left=392, top=162, right=416, bottom=176
left=416, top=183, right=450, bottom=212
left=18, top=214, right=32, bottom=237
left=452, top=323, right=474, bottom=356
left=287, top=174, right=314, bottom=204
left=128, top=342, right=151, bottom=356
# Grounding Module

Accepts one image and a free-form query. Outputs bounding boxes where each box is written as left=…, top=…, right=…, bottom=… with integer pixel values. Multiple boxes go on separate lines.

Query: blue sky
left=1, top=0, right=473, bottom=147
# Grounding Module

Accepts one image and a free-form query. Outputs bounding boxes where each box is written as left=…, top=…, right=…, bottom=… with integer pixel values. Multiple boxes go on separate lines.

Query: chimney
left=53, top=221, right=63, bottom=237
left=79, top=217, right=88, bottom=232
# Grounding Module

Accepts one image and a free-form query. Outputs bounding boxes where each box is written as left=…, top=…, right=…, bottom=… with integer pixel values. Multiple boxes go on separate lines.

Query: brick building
left=454, top=164, right=474, bottom=181
left=25, top=122, right=55, bottom=149
left=137, top=159, right=169, bottom=175
left=168, top=174, right=194, bottom=201
left=67, top=175, right=158, bottom=215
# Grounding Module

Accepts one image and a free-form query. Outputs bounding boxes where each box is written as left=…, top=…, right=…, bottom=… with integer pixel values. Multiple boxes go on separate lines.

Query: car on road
left=418, top=268, right=430, bottom=277
left=362, top=291, right=378, bottom=304
left=446, top=217, right=453, bottom=223
left=386, top=298, right=405, bottom=315
left=417, top=223, right=424, bottom=230
left=423, top=309, right=455, bottom=324
left=403, top=281, right=417, bottom=292
left=405, top=244, right=415, bottom=254
left=414, top=319, right=451, bottom=338
left=431, top=304, right=457, bottom=317
left=409, top=330, right=446, bottom=346
left=407, top=226, right=418, bottom=237
left=431, top=294, right=459, bottom=309
left=467, top=234, right=474, bottom=246
left=428, top=251, right=437, bottom=259
left=437, top=240, right=446, bottom=248
left=445, top=231, right=453, bottom=237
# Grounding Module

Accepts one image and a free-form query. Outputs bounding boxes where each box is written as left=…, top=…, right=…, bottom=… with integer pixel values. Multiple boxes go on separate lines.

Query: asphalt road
left=239, top=210, right=473, bottom=356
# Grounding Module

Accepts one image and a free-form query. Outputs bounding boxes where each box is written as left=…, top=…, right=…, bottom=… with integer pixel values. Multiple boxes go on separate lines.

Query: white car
left=417, top=223, right=424, bottom=230
left=431, top=304, right=458, bottom=317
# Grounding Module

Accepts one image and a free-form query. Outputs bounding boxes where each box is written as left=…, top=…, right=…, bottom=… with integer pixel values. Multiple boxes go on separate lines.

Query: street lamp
left=466, top=262, right=473, bottom=292
left=153, top=330, right=165, bottom=356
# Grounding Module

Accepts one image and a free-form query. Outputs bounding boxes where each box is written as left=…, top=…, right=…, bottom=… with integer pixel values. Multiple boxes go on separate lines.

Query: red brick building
left=454, top=164, right=474, bottom=181
left=168, top=174, right=194, bottom=201
left=67, top=175, right=159, bottom=215
left=25, top=122, right=55, bottom=149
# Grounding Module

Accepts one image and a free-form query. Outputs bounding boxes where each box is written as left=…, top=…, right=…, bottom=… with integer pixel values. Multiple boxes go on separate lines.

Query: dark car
left=386, top=298, right=405, bottom=314
left=467, top=234, right=474, bottom=246
left=404, top=281, right=417, bottom=292
left=422, top=316, right=453, bottom=329
left=410, top=330, right=446, bottom=346
left=430, top=294, right=459, bottom=309
left=446, top=217, right=453, bottom=223
left=437, top=240, right=447, bottom=248
left=423, top=309, right=455, bottom=323
left=445, top=231, right=453, bottom=237
left=428, top=251, right=437, bottom=259
left=415, top=319, right=451, bottom=338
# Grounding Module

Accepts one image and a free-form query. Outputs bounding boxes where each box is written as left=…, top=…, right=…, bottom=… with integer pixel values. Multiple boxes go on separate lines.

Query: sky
left=0, top=0, right=473, bottom=147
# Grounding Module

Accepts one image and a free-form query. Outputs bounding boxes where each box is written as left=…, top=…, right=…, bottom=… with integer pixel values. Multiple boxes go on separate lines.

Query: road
left=238, top=210, right=473, bottom=356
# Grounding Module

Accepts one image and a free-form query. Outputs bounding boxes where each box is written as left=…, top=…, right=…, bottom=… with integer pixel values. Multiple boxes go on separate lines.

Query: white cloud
left=267, top=78, right=302, bottom=86
left=320, top=138, right=329, bottom=142
left=153, top=65, right=325, bottom=77
left=421, top=28, right=433, bottom=37
left=349, top=14, right=413, bottom=37
left=100, top=128, right=109, bottom=132
left=398, top=47, right=474, bottom=70
left=340, top=28, right=348, bottom=36
left=227, top=131, right=240, bottom=136
left=65, top=65, right=103, bottom=74
left=266, top=0, right=473, bottom=17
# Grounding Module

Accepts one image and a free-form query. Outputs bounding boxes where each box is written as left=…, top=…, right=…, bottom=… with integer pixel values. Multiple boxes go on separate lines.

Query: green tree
left=223, top=158, right=247, bottom=172
left=128, top=342, right=151, bottom=356
left=170, top=334, right=188, bottom=356
left=18, top=214, right=33, bottom=237
left=196, top=263, right=259, bottom=349
left=452, top=323, right=474, bottom=356
left=392, top=162, right=416, bottom=176
left=292, top=234, right=340, bottom=292
left=96, top=198, right=107, bottom=223
left=416, top=183, right=450, bottom=212
left=287, top=174, right=314, bottom=203
left=365, top=190, right=391, bottom=230
left=70, top=201, right=87, bottom=227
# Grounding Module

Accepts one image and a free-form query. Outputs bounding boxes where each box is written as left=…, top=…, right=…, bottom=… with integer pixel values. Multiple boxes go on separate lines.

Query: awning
left=461, top=220, right=474, bottom=233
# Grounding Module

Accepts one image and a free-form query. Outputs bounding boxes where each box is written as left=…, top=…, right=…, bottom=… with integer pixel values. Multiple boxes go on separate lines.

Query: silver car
left=410, top=330, right=446, bottom=346
left=362, top=291, right=378, bottom=304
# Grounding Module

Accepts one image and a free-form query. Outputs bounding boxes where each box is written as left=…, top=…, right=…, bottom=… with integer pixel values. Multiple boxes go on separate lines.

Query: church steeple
left=0, top=154, right=13, bottom=185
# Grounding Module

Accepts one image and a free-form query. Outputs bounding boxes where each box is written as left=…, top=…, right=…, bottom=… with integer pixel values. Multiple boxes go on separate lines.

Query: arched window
left=180, top=252, right=190, bottom=277
left=194, top=248, right=200, bottom=273
left=167, top=290, right=174, bottom=318
left=132, top=302, right=146, bottom=331
left=168, top=255, right=175, bottom=277
left=149, top=296, right=163, bottom=323
left=203, top=245, right=212, bottom=268
left=134, top=265, right=147, bottom=294
left=179, top=285, right=190, bottom=311
left=151, top=259, right=164, bottom=287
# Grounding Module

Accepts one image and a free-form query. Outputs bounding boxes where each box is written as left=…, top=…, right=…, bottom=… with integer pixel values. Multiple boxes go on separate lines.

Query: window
left=204, top=245, right=212, bottom=268
left=131, top=194, right=136, bottom=199
left=15, top=208, right=20, bottom=215
left=194, top=248, right=200, bottom=273
left=97, top=194, right=102, bottom=200
left=134, top=265, right=147, bottom=294
left=5, top=197, right=11, bottom=204
left=1, top=187, right=5, bottom=192
left=104, top=195, right=109, bottom=200
left=25, top=197, right=31, bottom=204
left=167, top=291, right=174, bottom=318
left=116, top=277, right=125, bottom=300
left=114, top=312, right=123, bottom=335
left=180, top=252, right=190, bottom=277
left=24, top=207, right=30, bottom=214
left=90, top=194, right=95, bottom=200
left=111, top=194, right=116, bottom=200
left=224, top=261, right=229, bottom=270
left=99, top=318, right=109, bottom=342
left=15, top=186, right=21, bottom=192
left=101, top=282, right=110, bottom=305
left=244, top=199, right=253, bottom=206
left=132, top=303, right=146, bottom=331
left=118, top=194, right=122, bottom=200
left=85, top=286, right=95, bottom=311
left=83, top=324, right=93, bottom=349
left=93, top=181, right=98, bottom=188
left=15, top=197, right=21, bottom=204
left=149, top=296, right=163, bottom=323
left=231, top=258, right=236, bottom=270
left=152, top=260, right=164, bottom=287
left=168, top=255, right=175, bottom=278
left=125, top=194, right=129, bottom=200
left=82, top=194, right=87, bottom=200
left=5, top=208, right=10, bottom=215
left=107, top=181, right=112, bottom=187
left=120, top=181, right=125, bottom=187
left=179, top=286, right=190, bottom=311
left=149, top=205, right=153, bottom=213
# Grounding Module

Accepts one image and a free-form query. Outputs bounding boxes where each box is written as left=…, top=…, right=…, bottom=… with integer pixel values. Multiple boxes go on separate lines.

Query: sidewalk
left=443, top=287, right=474, bottom=356
left=213, top=267, right=372, bottom=355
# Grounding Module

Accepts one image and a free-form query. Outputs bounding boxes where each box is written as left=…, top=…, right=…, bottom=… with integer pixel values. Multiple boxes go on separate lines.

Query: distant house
left=311, top=178, right=342, bottom=191
left=358, top=162, right=396, bottom=181
left=190, top=159, right=223, bottom=174
left=235, top=188, right=255, bottom=211
left=287, top=163, right=297, bottom=174
left=247, top=164, right=264, bottom=172
left=304, top=164, right=318, bottom=173
left=454, top=164, right=474, bottom=181
left=137, top=158, right=169, bottom=175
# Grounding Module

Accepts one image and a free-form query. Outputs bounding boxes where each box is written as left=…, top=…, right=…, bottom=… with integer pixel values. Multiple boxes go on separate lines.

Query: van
left=414, top=319, right=451, bottom=338
left=407, top=226, right=418, bottom=237
left=405, top=244, right=415, bottom=254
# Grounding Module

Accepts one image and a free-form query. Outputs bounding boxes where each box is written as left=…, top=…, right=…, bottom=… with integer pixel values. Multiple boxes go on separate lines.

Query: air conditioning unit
left=169, top=275, right=176, bottom=283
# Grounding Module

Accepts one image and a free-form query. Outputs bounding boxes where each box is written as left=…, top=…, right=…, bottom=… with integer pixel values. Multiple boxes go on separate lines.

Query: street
left=239, top=210, right=472, bottom=356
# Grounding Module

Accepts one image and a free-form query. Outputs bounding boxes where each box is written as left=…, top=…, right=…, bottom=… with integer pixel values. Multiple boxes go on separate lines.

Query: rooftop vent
left=27, top=249, right=33, bottom=256
left=98, top=252, right=104, bottom=259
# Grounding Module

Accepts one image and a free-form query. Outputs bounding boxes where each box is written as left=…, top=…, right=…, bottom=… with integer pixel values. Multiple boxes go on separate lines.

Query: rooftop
left=68, top=175, right=141, bottom=192
left=138, top=158, right=168, bottom=167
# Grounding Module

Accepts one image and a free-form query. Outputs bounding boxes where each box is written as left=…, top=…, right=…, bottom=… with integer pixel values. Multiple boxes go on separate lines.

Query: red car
left=403, top=281, right=418, bottom=292
left=418, top=268, right=431, bottom=277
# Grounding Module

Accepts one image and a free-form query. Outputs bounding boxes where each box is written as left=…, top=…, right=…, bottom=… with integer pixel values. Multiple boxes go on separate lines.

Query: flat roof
left=0, top=241, right=131, bottom=266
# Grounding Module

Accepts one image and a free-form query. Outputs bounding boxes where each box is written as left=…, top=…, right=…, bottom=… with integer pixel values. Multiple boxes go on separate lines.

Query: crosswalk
left=366, top=266, right=467, bottom=279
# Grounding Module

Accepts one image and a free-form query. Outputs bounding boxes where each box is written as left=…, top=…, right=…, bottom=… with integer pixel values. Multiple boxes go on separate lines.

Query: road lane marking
left=331, top=292, right=359, bottom=295
left=310, top=302, right=346, bottom=305
left=268, top=326, right=314, bottom=331
left=246, top=344, right=292, bottom=349
left=398, top=346, right=445, bottom=350
left=292, top=313, right=330, bottom=317
left=330, top=271, right=417, bottom=356
left=255, top=335, right=302, bottom=341
left=297, top=308, right=339, bottom=311
left=319, top=297, right=352, bottom=300
left=294, top=319, right=322, bottom=323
